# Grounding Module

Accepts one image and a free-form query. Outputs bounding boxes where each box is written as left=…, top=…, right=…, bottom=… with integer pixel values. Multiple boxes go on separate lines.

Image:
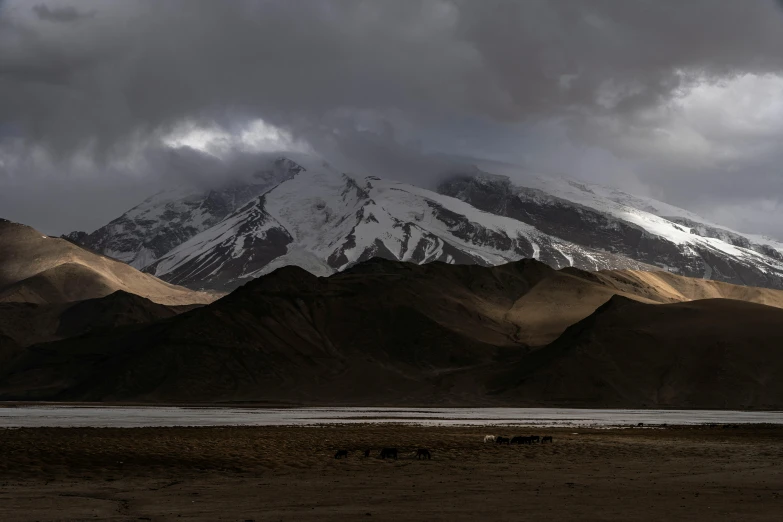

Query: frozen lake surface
left=1, top=406, right=782, bottom=428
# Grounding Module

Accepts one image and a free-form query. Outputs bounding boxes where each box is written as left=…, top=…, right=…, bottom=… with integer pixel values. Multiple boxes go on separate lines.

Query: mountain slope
left=67, top=157, right=305, bottom=269
left=0, top=259, right=533, bottom=402
left=487, top=296, right=783, bottom=409
left=4, top=258, right=783, bottom=404
left=438, top=168, right=783, bottom=289
left=0, top=291, right=197, bottom=352
left=0, top=219, right=215, bottom=305
left=68, top=153, right=783, bottom=293
left=0, top=290, right=199, bottom=369
left=145, top=155, right=655, bottom=291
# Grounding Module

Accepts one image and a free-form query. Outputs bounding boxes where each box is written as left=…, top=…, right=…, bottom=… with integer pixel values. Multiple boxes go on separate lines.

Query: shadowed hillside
left=2, top=258, right=783, bottom=407
left=488, top=296, right=783, bottom=410
left=0, top=291, right=201, bottom=366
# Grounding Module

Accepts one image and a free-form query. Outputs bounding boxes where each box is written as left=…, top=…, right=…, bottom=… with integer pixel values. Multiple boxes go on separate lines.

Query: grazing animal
left=364, top=449, right=371, bottom=458
left=541, top=436, right=553, bottom=443
left=334, top=450, right=349, bottom=459
left=484, top=435, right=496, bottom=443
left=510, top=436, right=524, bottom=445
left=416, top=448, right=431, bottom=460
left=530, top=435, right=540, bottom=443
left=380, top=448, right=398, bottom=460
left=496, top=436, right=510, bottom=445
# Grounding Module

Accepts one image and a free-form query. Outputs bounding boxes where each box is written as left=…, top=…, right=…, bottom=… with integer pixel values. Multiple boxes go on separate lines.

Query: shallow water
left=0, top=406, right=781, bottom=428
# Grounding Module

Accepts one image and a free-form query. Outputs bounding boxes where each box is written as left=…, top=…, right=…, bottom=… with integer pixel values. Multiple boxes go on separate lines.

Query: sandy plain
left=0, top=424, right=781, bottom=521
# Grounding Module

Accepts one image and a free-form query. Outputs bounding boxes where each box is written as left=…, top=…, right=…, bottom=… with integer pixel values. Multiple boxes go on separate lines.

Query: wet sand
left=1, top=425, right=781, bottom=521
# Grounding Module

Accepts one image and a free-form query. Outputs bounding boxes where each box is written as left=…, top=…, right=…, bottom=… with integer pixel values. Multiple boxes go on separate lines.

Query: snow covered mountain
left=144, top=155, right=651, bottom=290
left=68, top=153, right=783, bottom=292
left=438, top=167, right=783, bottom=288
left=67, top=158, right=305, bottom=269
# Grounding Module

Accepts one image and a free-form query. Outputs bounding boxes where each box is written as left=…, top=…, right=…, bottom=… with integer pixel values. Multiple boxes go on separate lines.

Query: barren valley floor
left=1, top=425, right=781, bottom=521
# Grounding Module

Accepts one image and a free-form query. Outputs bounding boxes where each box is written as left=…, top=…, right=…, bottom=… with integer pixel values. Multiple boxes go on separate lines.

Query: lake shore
left=1, top=424, right=782, bottom=521
left=2, top=405, right=782, bottom=428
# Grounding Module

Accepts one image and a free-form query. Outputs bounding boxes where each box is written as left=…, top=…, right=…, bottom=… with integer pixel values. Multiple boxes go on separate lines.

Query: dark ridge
left=3, top=256, right=783, bottom=408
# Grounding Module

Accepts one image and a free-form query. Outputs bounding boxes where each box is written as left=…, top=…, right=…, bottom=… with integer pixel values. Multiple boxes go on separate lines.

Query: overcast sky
left=3, top=0, right=783, bottom=237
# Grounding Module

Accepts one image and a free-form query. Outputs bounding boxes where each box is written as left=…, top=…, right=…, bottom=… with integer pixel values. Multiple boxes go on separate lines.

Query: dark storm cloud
left=32, top=3, right=93, bottom=22
left=2, top=0, right=783, bottom=235
left=5, top=0, right=781, bottom=154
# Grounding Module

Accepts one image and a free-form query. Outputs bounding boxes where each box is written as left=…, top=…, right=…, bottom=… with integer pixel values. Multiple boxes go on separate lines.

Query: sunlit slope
left=0, top=219, right=215, bottom=305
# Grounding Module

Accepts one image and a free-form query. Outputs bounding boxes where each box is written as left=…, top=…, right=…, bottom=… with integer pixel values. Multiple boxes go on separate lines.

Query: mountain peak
left=60, top=154, right=783, bottom=293
left=67, top=155, right=310, bottom=270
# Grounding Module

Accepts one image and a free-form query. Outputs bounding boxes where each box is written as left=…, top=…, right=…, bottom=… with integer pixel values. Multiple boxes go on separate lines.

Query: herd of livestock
left=333, top=434, right=554, bottom=460
left=485, top=434, right=554, bottom=444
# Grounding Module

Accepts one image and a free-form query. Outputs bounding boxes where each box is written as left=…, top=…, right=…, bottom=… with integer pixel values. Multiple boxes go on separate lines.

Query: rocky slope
left=3, top=258, right=783, bottom=406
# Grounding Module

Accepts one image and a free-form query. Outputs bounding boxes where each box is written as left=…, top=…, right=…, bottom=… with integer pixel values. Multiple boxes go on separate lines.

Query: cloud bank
left=2, top=0, right=783, bottom=235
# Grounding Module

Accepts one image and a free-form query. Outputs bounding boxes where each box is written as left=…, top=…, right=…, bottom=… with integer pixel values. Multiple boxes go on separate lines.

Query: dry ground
left=0, top=424, right=782, bottom=521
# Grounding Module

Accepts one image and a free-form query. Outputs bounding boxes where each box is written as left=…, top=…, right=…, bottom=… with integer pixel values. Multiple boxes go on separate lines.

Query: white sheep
left=483, top=435, right=496, bottom=443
